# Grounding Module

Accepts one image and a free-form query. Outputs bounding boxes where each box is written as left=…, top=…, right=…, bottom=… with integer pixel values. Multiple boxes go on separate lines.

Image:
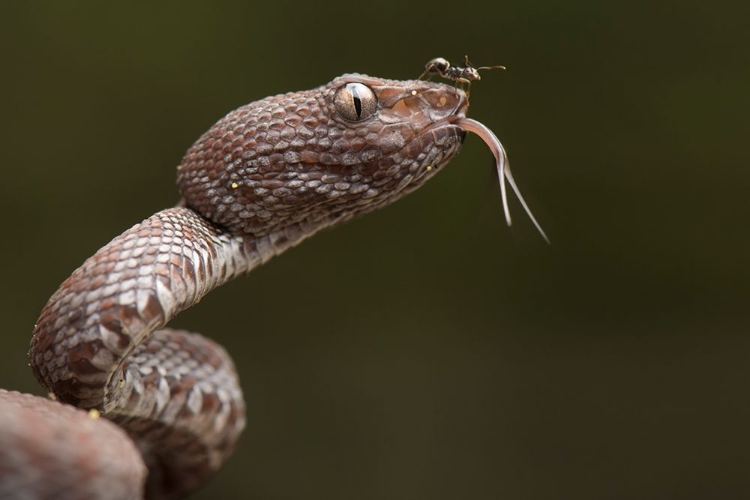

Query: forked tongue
left=454, top=118, right=550, bottom=244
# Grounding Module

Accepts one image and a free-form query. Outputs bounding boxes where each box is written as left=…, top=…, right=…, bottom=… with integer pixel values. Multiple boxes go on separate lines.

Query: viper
left=0, top=69, right=545, bottom=499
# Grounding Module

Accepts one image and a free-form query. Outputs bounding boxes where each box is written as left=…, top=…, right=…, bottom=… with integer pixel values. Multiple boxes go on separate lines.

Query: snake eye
left=334, top=83, right=377, bottom=121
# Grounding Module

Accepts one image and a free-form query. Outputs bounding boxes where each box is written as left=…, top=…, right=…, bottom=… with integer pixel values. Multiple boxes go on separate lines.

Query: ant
left=419, top=55, right=505, bottom=96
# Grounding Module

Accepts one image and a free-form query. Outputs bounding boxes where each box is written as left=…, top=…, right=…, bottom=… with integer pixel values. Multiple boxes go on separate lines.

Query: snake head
left=177, top=74, right=468, bottom=237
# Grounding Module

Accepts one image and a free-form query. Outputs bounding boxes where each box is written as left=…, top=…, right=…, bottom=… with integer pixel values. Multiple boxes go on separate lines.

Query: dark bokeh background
left=2, top=2, right=749, bottom=499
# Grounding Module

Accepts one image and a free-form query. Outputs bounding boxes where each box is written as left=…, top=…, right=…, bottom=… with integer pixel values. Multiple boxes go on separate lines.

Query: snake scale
left=0, top=68, right=542, bottom=499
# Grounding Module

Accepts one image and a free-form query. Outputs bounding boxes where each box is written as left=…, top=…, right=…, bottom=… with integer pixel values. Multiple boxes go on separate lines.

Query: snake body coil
left=7, top=74, right=469, bottom=499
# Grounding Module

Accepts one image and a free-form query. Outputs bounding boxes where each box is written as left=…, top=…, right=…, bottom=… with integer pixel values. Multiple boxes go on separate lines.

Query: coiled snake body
left=0, top=71, right=532, bottom=499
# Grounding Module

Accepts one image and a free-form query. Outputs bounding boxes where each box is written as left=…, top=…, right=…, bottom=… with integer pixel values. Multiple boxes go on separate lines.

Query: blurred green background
left=1, top=1, right=749, bottom=499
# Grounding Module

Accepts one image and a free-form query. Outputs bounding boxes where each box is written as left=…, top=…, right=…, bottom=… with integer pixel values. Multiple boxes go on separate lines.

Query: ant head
left=463, top=67, right=482, bottom=81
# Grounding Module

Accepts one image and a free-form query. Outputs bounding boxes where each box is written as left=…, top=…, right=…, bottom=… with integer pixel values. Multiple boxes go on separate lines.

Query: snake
left=0, top=68, right=545, bottom=499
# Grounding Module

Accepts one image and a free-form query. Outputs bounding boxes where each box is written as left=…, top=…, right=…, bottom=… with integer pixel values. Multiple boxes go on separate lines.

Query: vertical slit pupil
left=349, top=84, right=363, bottom=118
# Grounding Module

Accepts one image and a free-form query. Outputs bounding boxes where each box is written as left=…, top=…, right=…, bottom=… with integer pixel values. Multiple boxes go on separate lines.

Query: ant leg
left=456, top=79, right=472, bottom=99
left=418, top=66, right=433, bottom=81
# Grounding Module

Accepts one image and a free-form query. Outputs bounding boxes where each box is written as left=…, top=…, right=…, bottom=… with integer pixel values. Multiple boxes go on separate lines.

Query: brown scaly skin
left=178, top=74, right=468, bottom=236
left=17, top=74, right=468, bottom=499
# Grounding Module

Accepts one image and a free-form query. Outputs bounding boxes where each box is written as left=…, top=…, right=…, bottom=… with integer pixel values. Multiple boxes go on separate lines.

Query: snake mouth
left=379, top=119, right=466, bottom=202
left=418, top=119, right=467, bottom=169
